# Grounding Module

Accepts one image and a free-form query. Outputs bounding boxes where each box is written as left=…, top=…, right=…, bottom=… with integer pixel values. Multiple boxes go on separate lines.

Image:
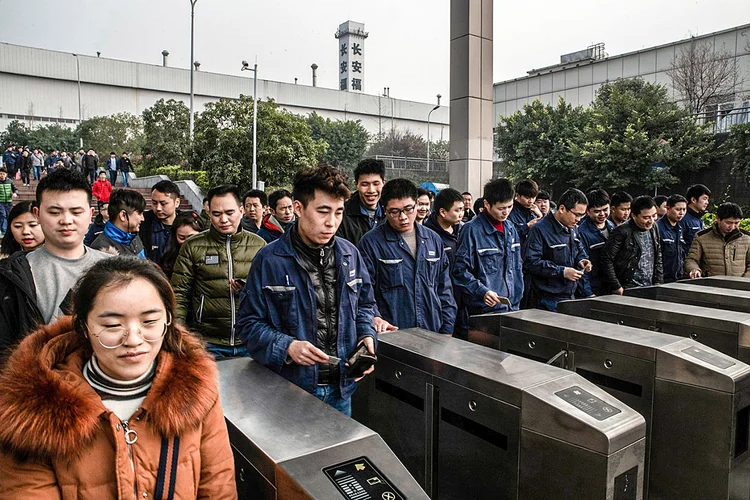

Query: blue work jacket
left=523, top=213, right=588, bottom=300
left=682, top=207, right=705, bottom=248
left=657, top=217, right=688, bottom=282
left=358, top=221, right=457, bottom=334
left=577, top=215, right=616, bottom=296
left=507, top=200, right=538, bottom=248
left=423, top=211, right=460, bottom=269
left=452, top=211, right=524, bottom=314
left=237, top=231, right=377, bottom=400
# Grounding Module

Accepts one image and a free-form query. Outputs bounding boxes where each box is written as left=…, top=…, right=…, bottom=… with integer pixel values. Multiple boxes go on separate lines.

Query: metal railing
left=374, top=155, right=449, bottom=172
left=693, top=101, right=750, bottom=134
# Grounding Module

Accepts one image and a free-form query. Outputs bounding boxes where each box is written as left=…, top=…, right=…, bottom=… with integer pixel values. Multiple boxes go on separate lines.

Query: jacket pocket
left=346, top=278, right=362, bottom=316
left=424, top=257, right=441, bottom=286
left=550, top=244, right=570, bottom=266
left=478, top=247, right=501, bottom=275
left=377, top=259, right=404, bottom=289
left=263, top=286, right=299, bottom=330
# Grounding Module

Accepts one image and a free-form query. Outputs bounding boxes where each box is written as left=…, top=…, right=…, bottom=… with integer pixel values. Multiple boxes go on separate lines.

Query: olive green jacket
left=171, top=225, right=265, bottom=346
left=684, top=224, right=750, bottom=278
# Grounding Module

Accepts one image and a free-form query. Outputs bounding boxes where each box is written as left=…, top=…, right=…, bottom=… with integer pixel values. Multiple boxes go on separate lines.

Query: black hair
left=151, top=180, right=181, bottom=199
left=161, top=211, right=206, bottom=278
left=654, top=195, right=668, bottom=207
left=434, top=188, right=464, bottom=214
left=610, top=191, right=633, bottom=208
left=536, top=190, right=551, bottom=201
left=666, top=194, right=687, bottom=207
left=686, top=184, right=711, bottom=204
left=462, top=191, right=472, bottom=197
left=268, top=189, right=293, bottom=211
left=417, top=188, right=431, bottom=199
left=0, top=167, right=6, bottom=174
left=292, top=165, right=351, bottom=208
left=557, top=188, right=588, bottom=211
left=380, top=178, right=418, bottom=207
left=586, top=189, right=610, bottom=209
left=243, top=189, right=268, bottom=207
left=483, top=178, right=514, bottom=206
left=717, top=202, right=743, bottom=220
left=630, top=195, right=656, bottom=216
left=110, top=152, right=116, bottom=155
left=72, top=257, right=186, bottom=356
left=207, top=184, right=242, bottom=207
left=515, top=179, right=539, bottom=198
left=0, top=201, right=39, bottom=255
left=353, top=158, right=386, bottom=183
left=202, top=197, right=208, bottom=204
left=473, top=197, right=485, bottom=214
left=108, top=189, right=146, bottom=220
left=36, top=168, right=91, bottom=205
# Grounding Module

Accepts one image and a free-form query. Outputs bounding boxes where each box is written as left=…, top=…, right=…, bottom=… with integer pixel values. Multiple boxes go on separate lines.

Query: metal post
left=252, top=63, right=258, bottom=189
left=189, top=0, right=197, bottom=143
left=426, top=94, right=441, bottom=169
left=73, top=54, right=83, bottom=148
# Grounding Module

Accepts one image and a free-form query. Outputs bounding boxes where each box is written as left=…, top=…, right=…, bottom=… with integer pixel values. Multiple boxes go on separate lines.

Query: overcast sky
left=0, top=0, right=747, bottom=103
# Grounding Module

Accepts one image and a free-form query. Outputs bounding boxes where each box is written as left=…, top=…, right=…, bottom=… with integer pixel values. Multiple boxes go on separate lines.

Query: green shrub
left=153, top=166, right=209, bottom=192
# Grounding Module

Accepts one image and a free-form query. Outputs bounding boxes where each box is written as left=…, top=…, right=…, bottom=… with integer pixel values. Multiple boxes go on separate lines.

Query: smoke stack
left=162, top=50, right=169, bottom=67
left=194, top=60, right=201, bottom=72
left=311, top=63, right=318, bottom=87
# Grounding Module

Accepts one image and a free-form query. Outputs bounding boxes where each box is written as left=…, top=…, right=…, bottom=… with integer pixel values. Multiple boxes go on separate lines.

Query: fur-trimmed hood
left=0, top=316, right=219, bottom=463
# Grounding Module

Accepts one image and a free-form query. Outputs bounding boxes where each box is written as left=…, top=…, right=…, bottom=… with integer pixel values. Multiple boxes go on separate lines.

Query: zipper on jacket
left=121, top=420, right=139, bottom=496
left=227, top=235, right=236, bottom=345
left=321, top=248, right=333, bottom=356
left=197, top=295, right=205, bottom=323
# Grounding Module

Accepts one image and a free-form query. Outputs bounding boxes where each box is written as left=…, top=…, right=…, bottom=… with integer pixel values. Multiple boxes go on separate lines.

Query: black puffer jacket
left=290, top=227, right=339, bottom=384
left=336, top=193, right=384, bottom=245
left=0, top=252, right=43, bottom=359
left=601, top=219, right=663, bottom=290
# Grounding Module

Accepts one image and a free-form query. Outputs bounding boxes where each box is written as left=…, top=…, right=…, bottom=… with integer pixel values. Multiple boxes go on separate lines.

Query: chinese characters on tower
left=335, top=21, right=368, bottom=93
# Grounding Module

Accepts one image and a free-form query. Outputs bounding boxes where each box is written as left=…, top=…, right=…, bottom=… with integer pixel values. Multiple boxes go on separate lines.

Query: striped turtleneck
left=83, top=355, right=156, bottom=421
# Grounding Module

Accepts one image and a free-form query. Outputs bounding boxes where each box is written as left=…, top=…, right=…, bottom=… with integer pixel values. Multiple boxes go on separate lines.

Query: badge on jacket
left=205, top=255, right=220, bottom=265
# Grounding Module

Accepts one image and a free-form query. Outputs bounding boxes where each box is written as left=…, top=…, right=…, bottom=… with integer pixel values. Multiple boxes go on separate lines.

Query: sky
left=0, top=0, right=748, bottom=104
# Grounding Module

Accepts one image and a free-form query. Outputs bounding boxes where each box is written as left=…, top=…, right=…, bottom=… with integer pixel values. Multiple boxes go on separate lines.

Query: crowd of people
left=0, top=155, right=746, bottom=497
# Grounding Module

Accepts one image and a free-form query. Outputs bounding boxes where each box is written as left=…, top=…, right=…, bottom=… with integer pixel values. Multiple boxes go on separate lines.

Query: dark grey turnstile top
left=218, top=359, right=428, bottom=499
left=684, top=276, right=750, bottom=291
left=626, top=282, right=750, bottom=313
left=379, top=328, right=646, bottom=455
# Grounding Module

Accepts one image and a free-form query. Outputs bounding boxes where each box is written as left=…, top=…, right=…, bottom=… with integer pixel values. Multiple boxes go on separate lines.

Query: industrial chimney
left=162, top=50, right=169, bottom=67
left=311, top=63, right=318, bottom=87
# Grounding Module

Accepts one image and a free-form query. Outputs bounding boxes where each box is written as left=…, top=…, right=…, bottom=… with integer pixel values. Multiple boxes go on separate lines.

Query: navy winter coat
left=577, top=215, right=616, bottom=296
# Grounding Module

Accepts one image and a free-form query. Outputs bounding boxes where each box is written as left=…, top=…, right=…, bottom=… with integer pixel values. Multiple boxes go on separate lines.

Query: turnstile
left=557, top=295, right=750, bottom=363
left=356, top=328, right=646, bottom=500
left=626, top=282, right=750, bottom=313
left=218, top=359, right=429, bottom=500
left=684, top=276, right=750, bottom=291
left=468, top=310, right=750, bottom=500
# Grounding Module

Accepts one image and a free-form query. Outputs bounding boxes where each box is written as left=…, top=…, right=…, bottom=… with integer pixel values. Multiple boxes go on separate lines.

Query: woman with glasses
left=0, top=257, right=237, bottom=499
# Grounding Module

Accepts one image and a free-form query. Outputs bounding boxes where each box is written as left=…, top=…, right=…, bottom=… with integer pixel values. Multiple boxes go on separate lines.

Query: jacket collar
left=273, top=225, right=353, bottom=259
left=208, top=223, right=242, bottom=242
left=424, top=212, right=458, bottom=240
left=345, top=192, right=383, bottom=218
left=580, top=214, right=615, bottom=232
left=103, top=220, right=136, bottom=245
left=380, top=219, right=426, bottom=242
left=0, top=317, right=218, bottom=462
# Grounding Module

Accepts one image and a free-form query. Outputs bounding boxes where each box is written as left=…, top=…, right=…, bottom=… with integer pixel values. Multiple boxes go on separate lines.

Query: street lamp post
left=241, top=60, right=259, bottom=189
left=426, top=94, right=442, bottom=169
left=189, top=0, right=198, bottom=142
left=72, top=53, right=83, bottom=148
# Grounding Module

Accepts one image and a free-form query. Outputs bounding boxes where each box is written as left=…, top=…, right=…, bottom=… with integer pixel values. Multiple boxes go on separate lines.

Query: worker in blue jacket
left=453, top=178, right=524, bottom=315
left=523, top=188, right=591, bottom=311
left=657, top=194, right=688, bottom=282
left=507, top=178, right=542, bottom=247
left=359, top=178, right=457, bottom=335
left=237, top=166, right=377, bottom=414
left=682, top=184, right=711, bottom=248
left=577, top=188, right=616, bottom=297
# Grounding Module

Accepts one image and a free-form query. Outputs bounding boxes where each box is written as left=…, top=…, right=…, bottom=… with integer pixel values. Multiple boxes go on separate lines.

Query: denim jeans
left=0, top=202, right=12, bottom=234
left=110, top=170, right=117, bottom=186
left=121, top=172, right=128, bottom=187
left=206, top=343, right=251, bottom=358
left=315, top=384, right=352, bottom=416
left=33, top=165, right=41, bottom=181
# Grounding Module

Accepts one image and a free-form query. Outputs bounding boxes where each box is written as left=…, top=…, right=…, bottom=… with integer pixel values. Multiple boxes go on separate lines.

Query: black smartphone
left=234, top=278, right=246, bottom=287
left=346, top=344, right=377, bottom=378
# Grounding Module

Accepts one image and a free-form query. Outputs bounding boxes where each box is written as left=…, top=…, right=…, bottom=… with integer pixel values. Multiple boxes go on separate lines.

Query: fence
left=374, top=155, right=449, bottom=173
left=694, top=101, right=750, bottom=134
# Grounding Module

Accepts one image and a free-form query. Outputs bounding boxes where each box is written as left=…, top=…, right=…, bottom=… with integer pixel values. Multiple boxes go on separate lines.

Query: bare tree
left=667, top=39, right=741, bottom=114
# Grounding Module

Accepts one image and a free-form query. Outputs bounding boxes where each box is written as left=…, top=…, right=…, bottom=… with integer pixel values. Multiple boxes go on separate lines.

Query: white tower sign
left=335, top=21, right=368, bottom=92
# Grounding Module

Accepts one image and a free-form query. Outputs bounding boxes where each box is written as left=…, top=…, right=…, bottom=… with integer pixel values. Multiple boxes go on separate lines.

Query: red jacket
left=92, top=179, right=112, bottom=203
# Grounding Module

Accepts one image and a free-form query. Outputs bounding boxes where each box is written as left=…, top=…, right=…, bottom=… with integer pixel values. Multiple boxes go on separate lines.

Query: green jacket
left=171, top=225, right=265, bottom=346
left=0, top=179, right=17, bottom=203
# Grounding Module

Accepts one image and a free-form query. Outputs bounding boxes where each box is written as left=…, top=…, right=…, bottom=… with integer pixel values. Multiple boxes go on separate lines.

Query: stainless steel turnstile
left=684, top=276, right=750, bottom=292
left=469, top=310, right=750, bottom=500
left=626, top=282, right=750, bottom=313
left=558, top=295, right=750, bottom=363
left=218, top=359, right=429, bottom=500
left=356, top=328, right=646, bottom=500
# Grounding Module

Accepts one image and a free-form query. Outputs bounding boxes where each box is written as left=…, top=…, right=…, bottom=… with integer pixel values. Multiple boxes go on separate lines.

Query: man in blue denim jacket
left=656, top=194, right=688, bottom=282
left=237, top=166, right=378, bottom=415
left=453, top=178, right=524, bottom=315
left=359, top=179, right=457, bottom=335
left=577, top=189, right=615, bottom=297
left=523, top=189, right=591, bottom=311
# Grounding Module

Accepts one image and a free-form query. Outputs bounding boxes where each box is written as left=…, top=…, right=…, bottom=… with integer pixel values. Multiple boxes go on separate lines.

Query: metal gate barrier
left=557, top=295, right=750, bottom=363
left=354, top=328, right=646, bottom=500
left=468, top=310, right=750, bottom=500
left=684, top=276, right=750, bottom=291
left=626, top=282, right=750, bottom=313
left=218, top=359, right=429, bottom=500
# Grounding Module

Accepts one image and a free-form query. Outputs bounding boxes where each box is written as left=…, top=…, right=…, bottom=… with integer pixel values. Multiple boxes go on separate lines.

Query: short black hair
left=666, top=194, right=687, bottom=207
left=108, top=189, right=146, bottom=220
left=631, top=196, right=656, bottom=216
left=268, top=189, right=292, bottom=211
left=417, top=188, right=431, bottom=199
left=110, top=151, right=116, bottom=155
left=686, top=184, right=711, bottom=204
left=36, top=168, right=91, bottom=205
left=381, top=178, right=418, bottom=207
left=473, top=197, right=485, bottom=214
left=434, top=188, right=464, bottom=214
left=353, top=158, right=386, bottom=183
left=610, top=191, right=633, bottom=208
left=717, top=202, right=743, bottom=220
left=202, top=197, right=208, bottom=204
left=515, top=179, right=539, bottom=198
left=292, top=165, right=351, bottom=208
left=558, top=188, right=588, bottom=211
left=207, top=184, right=242, bottom=207
left=0, top=167, right=6, bottom=174
left=151, top=180, right=181, bottom=199
left=483, top=178, right=514, bottom=206
left=462, top=191, right=472, bottom=197
left=243, top=189, right=268, bottom=207
left=654, top=195, right=668, bottom=207
left=586, top=189, right=610, bottom=209
left=536, top=190, right=551, bottom=201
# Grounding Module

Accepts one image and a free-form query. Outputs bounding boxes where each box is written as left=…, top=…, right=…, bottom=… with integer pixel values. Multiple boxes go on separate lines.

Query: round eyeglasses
left=91, top=318, right=171, bottom=349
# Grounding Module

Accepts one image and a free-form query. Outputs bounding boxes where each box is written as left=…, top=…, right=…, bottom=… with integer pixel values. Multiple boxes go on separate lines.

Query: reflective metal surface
left=218, top=359, right=429, bottom=500
left=469, top=309, right=750, bottom=500
left=684, top=276, right=750, bottom=292
left=626, top=282, right=750, bottom=313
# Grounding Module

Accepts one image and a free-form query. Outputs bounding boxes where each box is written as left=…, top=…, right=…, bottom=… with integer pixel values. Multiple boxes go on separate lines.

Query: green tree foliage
left=1, top=121, right=79, bottom=152
left=307, top=112, right=369, bottom=178
left=728, top=123, right=750, bottom=183
left=570, top=78, right=716, bottom=190
left=192, top=96, right=327, bottom=191
left=0, top=120, right=31, bottom=148
left=368, top=129, right=427, bottom=158
left=77, top=113, right=144, bottom=156
left=142, top=99, right=191, bottom=170
left=495, top=99, right=590, bottom=187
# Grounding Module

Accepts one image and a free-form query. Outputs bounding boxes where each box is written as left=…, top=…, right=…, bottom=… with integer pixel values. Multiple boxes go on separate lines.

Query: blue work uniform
left=682, top=207, right=705, bottom=249
left=657, top=217, right=688, bottom=282
left=577, top=215, right=616, bottom=296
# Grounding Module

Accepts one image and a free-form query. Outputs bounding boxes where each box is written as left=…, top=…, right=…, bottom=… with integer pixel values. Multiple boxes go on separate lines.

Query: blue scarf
left=103, top=221, right=146, bottom=259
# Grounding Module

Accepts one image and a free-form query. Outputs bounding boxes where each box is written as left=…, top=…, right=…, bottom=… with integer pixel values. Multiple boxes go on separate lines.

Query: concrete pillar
left=449, top=0, right=494, bottom=198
